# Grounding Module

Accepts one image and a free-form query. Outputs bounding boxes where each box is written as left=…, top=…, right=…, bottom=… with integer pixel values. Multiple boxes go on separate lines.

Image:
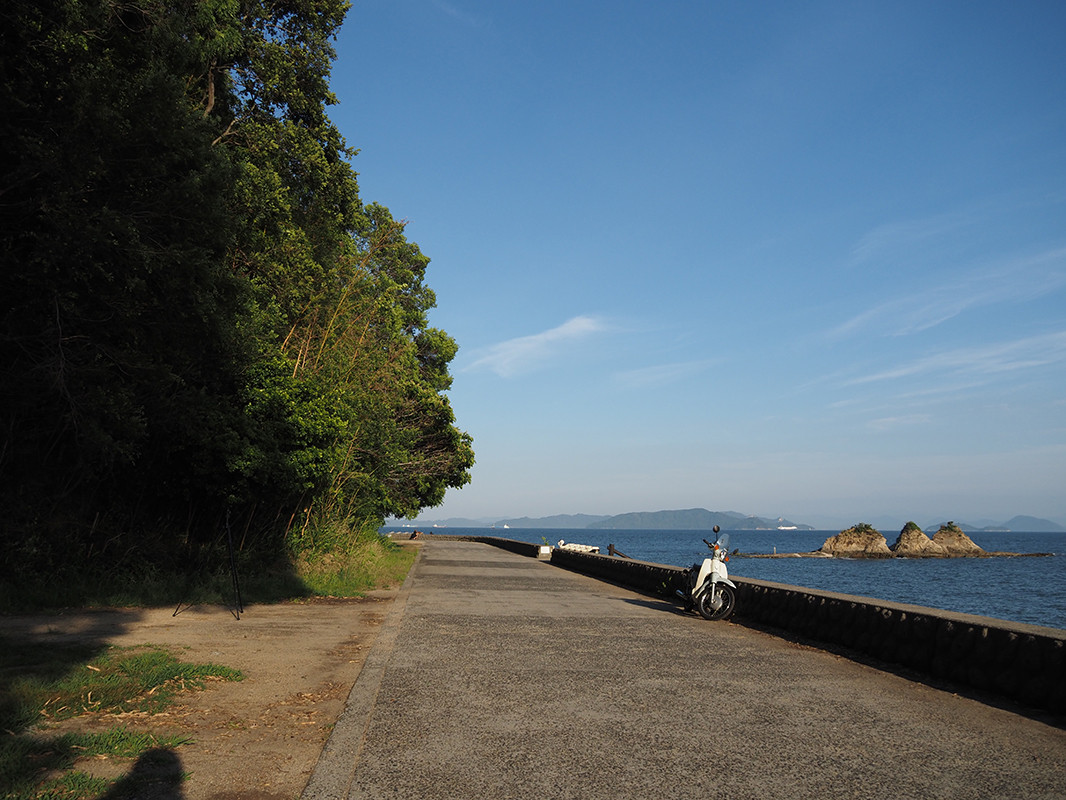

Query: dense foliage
left=0, top=0, right=473, bottom=579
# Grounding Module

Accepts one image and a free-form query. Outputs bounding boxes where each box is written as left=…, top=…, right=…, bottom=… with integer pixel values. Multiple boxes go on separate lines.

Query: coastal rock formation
left=930, top=522, right=985, bottom=555
left=890, top=522, right=947, bottom=556
left=749, top=521, right=1040, bottom=559
left=819, top=524, right=892, bottom=558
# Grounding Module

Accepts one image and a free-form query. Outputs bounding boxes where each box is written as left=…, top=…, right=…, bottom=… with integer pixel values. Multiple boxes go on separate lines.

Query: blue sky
left=330, top=1, right=1066, bottom=528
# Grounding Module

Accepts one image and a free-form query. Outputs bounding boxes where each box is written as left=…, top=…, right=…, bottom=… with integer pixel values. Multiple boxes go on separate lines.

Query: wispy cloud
left=829, top=247, right=1066, bottom=340
left=614, top=359, right=719, bottom=389
left=867, top=414, right=931, bottom=431
left=849, top=212, right=970, bottom=266
left=463, top=315, right=607, bottom=377
left=429, top=0, right=486, bottom=27
left=845, top=330, right=1066, bottom=387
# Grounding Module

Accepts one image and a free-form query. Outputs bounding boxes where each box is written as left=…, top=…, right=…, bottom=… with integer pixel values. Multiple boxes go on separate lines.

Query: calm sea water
left=385, top=526, right=1066, bottom=631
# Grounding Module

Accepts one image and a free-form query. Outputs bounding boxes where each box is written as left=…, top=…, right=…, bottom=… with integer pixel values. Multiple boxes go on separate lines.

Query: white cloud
left=463, top=315, right=607, bottom=377
left=845, top=330, right=1066, bottom=387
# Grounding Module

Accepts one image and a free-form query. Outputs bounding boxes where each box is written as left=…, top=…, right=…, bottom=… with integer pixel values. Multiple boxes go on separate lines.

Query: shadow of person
left=96, top=748, right=185, bottom=800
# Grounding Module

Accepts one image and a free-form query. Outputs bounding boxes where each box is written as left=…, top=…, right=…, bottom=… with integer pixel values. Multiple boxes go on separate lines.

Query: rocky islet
left=815, top=521, right=1026, bottom=558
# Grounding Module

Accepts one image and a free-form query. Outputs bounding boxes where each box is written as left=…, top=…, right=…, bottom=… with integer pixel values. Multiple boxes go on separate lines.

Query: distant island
left=388, top=507, right=813, bottom=530
left=584, top=508, right=813, bottom=531
left=388, top=508, right=1065, bottom=533
left=493, top=513, right=611, bottom=529
left=928, top=515, right=1065, bottom=533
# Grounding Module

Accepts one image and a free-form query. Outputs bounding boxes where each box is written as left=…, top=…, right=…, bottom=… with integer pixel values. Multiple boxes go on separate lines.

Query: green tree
left=267, top=204, right=473, bottom=535
left=0, top=0, right=473, bottom=579
left=212, top=1, right=473, bottom=541
left=1, top=0, right=253, bottom=560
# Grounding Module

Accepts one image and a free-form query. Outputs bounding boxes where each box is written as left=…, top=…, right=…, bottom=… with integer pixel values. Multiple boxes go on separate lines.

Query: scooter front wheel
left=697, top=583, right=736, bottom=621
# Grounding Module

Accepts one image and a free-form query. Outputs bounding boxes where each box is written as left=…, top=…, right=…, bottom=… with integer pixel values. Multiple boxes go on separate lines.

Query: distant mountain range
left=494, top=513, right=611, bottom=529
left=922, top=515, right=1065, bottom=533
left=388, top=507, right=812, bottom=531
left=387, top=509, right=1065, bottom=533
left=585, top=508, right=814, bottom=531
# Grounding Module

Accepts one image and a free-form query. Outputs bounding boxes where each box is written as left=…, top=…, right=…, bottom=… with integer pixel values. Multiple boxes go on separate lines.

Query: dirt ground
left=2, top=590, right=399, bottom=800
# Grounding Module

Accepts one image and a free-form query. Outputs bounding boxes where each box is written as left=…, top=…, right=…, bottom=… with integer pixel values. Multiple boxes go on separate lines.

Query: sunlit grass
left=295, top=530, right=417, bottom=597
left=8, top=645, right=242, bottom=724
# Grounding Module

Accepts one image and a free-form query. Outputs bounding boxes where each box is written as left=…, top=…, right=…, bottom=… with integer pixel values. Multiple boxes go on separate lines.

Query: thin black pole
left=226, top=509, right=244, bottom=619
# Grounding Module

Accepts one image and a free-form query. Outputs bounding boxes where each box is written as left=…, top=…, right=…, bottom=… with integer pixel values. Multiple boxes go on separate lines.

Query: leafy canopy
left=0, top=0, right=473, bottom=576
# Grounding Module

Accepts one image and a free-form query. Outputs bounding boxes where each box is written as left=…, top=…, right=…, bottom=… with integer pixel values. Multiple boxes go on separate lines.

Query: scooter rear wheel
left=697, top=583, right=736, bottom=621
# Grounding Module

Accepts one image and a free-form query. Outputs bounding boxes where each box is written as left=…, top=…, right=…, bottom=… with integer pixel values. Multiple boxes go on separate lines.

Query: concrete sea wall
left=548, top=546, right=1065, bottom=716
left=406, top=534, right=1065, bottom=715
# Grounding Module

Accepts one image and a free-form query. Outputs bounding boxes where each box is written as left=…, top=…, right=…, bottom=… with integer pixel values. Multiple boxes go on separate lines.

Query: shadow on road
left=96, top=748, right=186, bottom=800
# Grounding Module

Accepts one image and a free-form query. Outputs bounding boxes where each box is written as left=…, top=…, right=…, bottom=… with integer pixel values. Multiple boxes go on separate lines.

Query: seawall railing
left=400, top=533, right=1065, bottom=716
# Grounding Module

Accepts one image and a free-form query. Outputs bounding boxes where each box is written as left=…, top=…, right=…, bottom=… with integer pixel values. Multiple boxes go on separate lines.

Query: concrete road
left=304, top=540, right=1066, bottom=800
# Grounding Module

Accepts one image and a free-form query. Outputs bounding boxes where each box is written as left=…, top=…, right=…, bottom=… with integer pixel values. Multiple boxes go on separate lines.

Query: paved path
left=304, top=540, right=1066, bottom=800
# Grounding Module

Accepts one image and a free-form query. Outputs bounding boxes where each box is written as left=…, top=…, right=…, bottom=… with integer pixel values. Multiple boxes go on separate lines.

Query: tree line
left=0, top=0, right=473, bottom=579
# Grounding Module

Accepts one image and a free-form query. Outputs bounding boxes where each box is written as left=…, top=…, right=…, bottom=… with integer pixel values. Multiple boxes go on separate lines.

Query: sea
left=383, top=526, right=1066, bottom=632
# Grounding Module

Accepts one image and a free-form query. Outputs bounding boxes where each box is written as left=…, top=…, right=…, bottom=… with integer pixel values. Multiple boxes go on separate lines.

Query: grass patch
left=20, top=773, right=114, bottom=800
left=1, top=729, right=189, bottom=800
left=294, top=529, right=417, bottom=597
left=6, top=645, right=242, bottom=725
left=0, top=644, right=240, bottom=799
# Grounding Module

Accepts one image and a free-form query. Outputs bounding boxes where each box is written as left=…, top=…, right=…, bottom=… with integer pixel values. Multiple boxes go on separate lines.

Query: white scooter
left=677, top=526, right=737, bottom=621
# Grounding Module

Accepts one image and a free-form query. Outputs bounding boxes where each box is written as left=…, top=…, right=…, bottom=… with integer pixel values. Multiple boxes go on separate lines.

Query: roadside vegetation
left=0, top=526, right=417, bottom=613
left=2, top=0, right=471, bottom=609
left=0, top=643, right=242, bottom=799
left=4, top=1, right=435, bottom=794
left=293, top=527, right=418, bottom=599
